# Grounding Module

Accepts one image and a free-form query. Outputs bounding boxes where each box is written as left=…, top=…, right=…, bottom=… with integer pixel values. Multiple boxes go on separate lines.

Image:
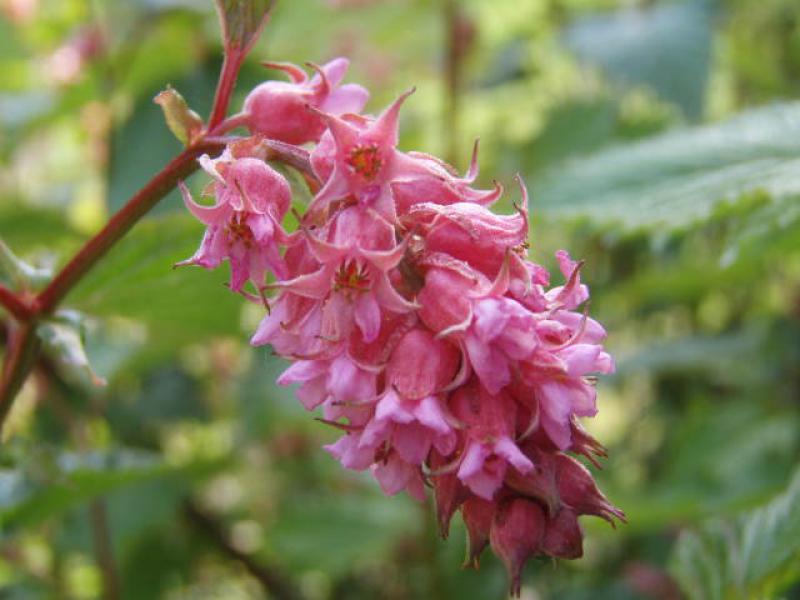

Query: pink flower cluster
left=179, top=58, right=623, bottom=594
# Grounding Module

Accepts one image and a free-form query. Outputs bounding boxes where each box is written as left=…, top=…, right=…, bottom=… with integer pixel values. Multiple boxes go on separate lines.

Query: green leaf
left=565, top=0, right=713, bottom=120
left=670, top=466, right=800, bottom=600
left=37, top=310, right=106, bottom=387
left=0, top=448, right=224, bottom=530
left=0, top=236, right=53, bottom=289
left=117, top=12, right=206, bottom=101
left=522, top=98, right=619, bottom=175
left=109, top=67, right=218, bottom=215
left=68, top=214, right=245, bottom=354
left=215, top=0, right=274, bottom=52
left=534, top=103, right=800, bottom=229
left=270, top=487, right=417, bottom=576
left=0, top=202, right=81, bottom=258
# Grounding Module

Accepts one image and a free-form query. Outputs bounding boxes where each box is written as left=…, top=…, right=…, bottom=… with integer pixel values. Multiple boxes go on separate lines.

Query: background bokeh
left=1, top=0, right=800, bottom=598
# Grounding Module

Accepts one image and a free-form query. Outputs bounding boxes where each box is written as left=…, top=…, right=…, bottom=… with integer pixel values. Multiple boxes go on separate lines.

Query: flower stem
left=442, top=0, right=471, bottom=165
left=89, top=499, right=121, bottom=600
left=0, top=322, right=41, bottom=428
left=0, top=285, right=34, bottom=322
left=0, top=140, right=223, bottom=433
left=208, top=47, right=246, bottom=131
left=0, top=13, right=270, bottom=433
left=36, top=140, right=223, bottom=316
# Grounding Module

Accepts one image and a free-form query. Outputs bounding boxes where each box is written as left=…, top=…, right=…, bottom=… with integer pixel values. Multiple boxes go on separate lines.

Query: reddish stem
left=0, top=285, right=33, bottom=322
left=0, top=322, right=41, bottom=426
left=36, top=140, right=223, bottom=315
left=212, top=112, right=250, bottom=136
left=0, top=140, right=221, bottom=432
left=89, top=500, right=121, bottom=600
left=442, top=0, right=473, bottom=166
left=1, top=17, right=268, bottom=430
left=208, top=47, right=246, bottom=131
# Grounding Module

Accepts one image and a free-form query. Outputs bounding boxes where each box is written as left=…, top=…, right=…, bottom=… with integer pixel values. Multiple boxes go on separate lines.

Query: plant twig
left=0, top=142, right=221, bottom=431
left=36, top=141, right=223, bottom=316
left=0, top=285, right=33, bottom=322
left=0, top=322, right=41, bottom=427
left=209, top=47, right=246, bottom=131
left=184, top=500, right=303, bottom=600
left=89, top=499, right=121, bottom=600
left=442, top=0, right=472, bottom=165
left=0, top=2, right=280, bottom=431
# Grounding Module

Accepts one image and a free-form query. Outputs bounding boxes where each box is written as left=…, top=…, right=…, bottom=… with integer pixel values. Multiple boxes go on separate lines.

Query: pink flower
left=250, top=240, right=330, bottom=357
left=402, top=175, right=530, bottom=283
left=546, top=249, right=589, bottom=310
left=180, top=47, right=625, bottom=593
left=462, top=497, right=495, bottom=568
left=328, top=329, right=461, bottom=500
left=177, top=151, right=292, bottom=292
left=417, top=256, right=538, bottom=396
left=555, top=453, right=626, bottom=525
left=451, top=382, right=533, bottom=500
left=430, top=449, right=471, bottom=538
left=359, top=389, right=455, bottom=463
left=384, top=328, right=461, bottom=400
left=371, top=451, right=427, bottom=501
left=307, top=90, right=428, bottom=220
left=541, top=508, right=584, bottom=560
left=390, top=142, right=503, bottom=215
left=489, top=498, right=546, bottom=596
left=243, top=58, right=369, bottom=144
left=276, top=352, right=377, bottom=419
left=455, top=446, right=625, bottom=587
left=417, top=264, right=482, bottom=334
left=518, top=333, right=614, bottom=450
left=275, top=206, right=416, bottom=343
left=464, top=296, right=538, bottom=394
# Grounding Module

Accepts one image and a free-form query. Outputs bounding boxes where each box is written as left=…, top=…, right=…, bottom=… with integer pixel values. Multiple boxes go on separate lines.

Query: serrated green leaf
left=535, top=103, right=800, bottom=229
left=670, top=467, right=800, bottom=600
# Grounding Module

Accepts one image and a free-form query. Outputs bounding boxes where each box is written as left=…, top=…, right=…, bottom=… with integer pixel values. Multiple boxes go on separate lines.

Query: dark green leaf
left=0, top=448, right=225, bottom=530
left=37, top=310, right=106, bottom=387
left=270, top=488, right=417, bottom=576
left=565, top=0, right=713, bottom=119
left=535, top=103, right=800, bottom=229
left=68, top=214, right=245, bottom=354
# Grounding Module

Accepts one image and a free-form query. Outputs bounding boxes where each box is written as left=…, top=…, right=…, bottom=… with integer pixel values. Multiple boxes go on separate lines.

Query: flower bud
left=489, top=498, right=546, bottom=596
left=542, top=508, right=583, bottom=559
left=462, top=497, right=495, bottom=569
left=243, top=58, right=368, bottom=144
left=555, top=454, right=626, bottom=525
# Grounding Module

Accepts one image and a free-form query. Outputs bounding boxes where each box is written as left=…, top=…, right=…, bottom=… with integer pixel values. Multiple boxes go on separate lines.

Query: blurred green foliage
left=1, top=0, right=799, bottom=598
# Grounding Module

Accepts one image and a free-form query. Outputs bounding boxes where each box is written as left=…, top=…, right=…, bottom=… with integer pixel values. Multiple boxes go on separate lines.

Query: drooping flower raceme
left=179, top=58, right=624, bottom=595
